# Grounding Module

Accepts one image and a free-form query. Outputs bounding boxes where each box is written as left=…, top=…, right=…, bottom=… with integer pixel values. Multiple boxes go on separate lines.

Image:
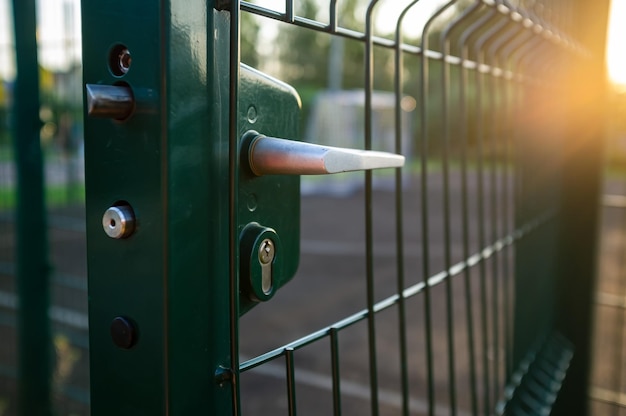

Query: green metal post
left=11, top=0, right=52, bottom=414
left=82, top=0, right=235, bottom=414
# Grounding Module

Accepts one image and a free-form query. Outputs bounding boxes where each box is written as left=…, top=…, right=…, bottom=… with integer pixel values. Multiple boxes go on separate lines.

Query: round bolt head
left=102, top=205, right=135, bottom=239
left=110, top=316, right=137, bottom=349
left=118, top=48, right=131, bottom=73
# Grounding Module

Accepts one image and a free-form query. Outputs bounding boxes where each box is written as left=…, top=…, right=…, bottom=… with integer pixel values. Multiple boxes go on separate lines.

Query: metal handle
left=247, top=134, right=405, bottom=176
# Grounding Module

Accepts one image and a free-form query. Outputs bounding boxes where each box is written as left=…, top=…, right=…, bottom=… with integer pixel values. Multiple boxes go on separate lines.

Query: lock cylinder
left=239, top=223, right=282, bottom=307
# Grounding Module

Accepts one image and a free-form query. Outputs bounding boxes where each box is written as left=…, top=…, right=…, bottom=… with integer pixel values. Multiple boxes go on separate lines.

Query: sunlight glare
left=607, top=0, right=626, bottom=87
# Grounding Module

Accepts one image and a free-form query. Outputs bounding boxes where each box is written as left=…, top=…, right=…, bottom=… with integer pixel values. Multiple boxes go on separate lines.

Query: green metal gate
left=81, top=0, right=609, bottom=414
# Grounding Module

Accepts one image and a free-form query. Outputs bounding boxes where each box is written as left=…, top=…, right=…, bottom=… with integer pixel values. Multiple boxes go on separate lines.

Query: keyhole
left=109, top=218, right=116, bottom=229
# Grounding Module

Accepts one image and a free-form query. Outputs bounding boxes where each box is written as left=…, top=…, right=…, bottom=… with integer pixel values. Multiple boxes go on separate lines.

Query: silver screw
left=258, top=239, right=275, bottom=264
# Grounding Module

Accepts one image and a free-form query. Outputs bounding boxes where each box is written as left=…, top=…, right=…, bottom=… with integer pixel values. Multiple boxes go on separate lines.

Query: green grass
left=0, top=184, right=85, bottom=210
left=0, top=146, right=13, bottom=162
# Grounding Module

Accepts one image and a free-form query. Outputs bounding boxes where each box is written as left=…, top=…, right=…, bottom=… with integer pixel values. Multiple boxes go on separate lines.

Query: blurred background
left=0, top=0, right=625, bottom=414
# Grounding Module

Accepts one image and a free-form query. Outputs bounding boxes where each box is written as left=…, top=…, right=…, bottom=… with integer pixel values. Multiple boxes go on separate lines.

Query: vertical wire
left=419, top=18, right=435, bottom=416
left=486, top=40, right=501, bottom=409
left=501, top=60, right=514, bottom=384
left=518, top=41, right=543, bottom=223
left=508, top=26, right=533, bottom=360
left=515, top=0, right=531, bottom=229
left=419, top=3, right=463, bottom=411
left=457, top=7, right=495, bottom=413
left=499, top=23, right=517, bottom=385
left=596, top=0, right=626, bottom=406
left=418, top=37, right=436, bottom=416
left=329, top=0, right=338, bottom=33
left=470, top=6, right=501, bottom=413
left=394, top=3, right=421, bottom=414
left=498, top=27, right=532, bottom=382
left=365, top=2, right=381, bottom=413
left=509, top=36, right=532, bottom=239
left=475, top=40, right=492, bottom=416
left=483, top=21, right=518, bottom=405
left=429, top=3, right=462, bottom=413
left=611, top=191, right=626, bottom=416
left=285, top=0, right=294, bottom=23
left=285, top=348, right=297, bottom=416
left=228, top=0, right=241, bottom=413
left=510, top=36, right=543, bottom=361
left=330, top=328, right=342, bottom=416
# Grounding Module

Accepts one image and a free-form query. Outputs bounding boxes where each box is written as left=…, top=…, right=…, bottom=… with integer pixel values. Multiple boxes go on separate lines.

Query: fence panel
left=78, top=0, right=609, bottom=415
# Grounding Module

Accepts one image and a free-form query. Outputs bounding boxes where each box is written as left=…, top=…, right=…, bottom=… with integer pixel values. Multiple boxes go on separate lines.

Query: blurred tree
left=274, top=0, right=401, bottom=91
left=241, top=11, right=261, bottom=67
left=0, top=81, right=7, bottom=146
left=277, top=0, right=329, bottom=87
left=264, top=0, right=502, bottom=156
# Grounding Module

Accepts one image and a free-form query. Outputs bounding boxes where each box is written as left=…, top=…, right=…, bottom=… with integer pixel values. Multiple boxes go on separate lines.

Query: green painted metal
left=11, top=0, right=52, bottom=414
left=82, top=1, right=234, bottom=414
left=238, top=65, right=301, bottom=315
left=83, top=0, right=304, bottom=411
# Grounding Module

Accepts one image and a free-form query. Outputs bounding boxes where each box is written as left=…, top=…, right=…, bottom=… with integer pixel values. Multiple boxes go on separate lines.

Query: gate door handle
left=246, top=133, right=405, bottom=176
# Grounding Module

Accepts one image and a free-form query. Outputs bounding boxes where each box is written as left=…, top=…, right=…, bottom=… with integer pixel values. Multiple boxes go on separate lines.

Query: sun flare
left=607, top=0, right=626, bottom=87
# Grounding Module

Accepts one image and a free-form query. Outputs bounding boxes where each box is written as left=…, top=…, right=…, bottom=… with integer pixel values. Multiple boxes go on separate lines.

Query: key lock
left=237, top=65, right=404, bottom=315
left=85, top=64, right=404, bottom=315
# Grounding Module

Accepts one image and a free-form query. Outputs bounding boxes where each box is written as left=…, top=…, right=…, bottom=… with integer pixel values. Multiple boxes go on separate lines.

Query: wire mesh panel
left=232, top=1, right=608, bottom=415
left=79, top=0, right=607, bottom=414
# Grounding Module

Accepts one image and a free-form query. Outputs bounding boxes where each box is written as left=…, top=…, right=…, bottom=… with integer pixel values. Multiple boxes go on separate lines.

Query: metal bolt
left=118, top=48, right=132, bottom=74
left=86, top=84, right=134, bottom=119
left=102, top=205, right=136, bottom=239
left=258, top=239, right=275, bottom=264
left=110, top=316, right=137, bottom=349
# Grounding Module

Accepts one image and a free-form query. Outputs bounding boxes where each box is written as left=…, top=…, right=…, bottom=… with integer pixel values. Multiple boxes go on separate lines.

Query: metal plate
left=238, top=65, right=301, bottom=315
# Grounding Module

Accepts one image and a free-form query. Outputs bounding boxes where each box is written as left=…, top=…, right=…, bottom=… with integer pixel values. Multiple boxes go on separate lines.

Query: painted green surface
left=83, top=1, right=234, bottom=414
left=238, top=65, right=301, bottom=315
left=83, top=0, right=305, bottom=410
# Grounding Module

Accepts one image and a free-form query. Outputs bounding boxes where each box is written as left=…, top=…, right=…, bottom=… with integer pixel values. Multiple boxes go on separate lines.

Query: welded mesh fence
left=1, top=0, right=612, bottom=414
left=235, top=1, right=602, bottom=415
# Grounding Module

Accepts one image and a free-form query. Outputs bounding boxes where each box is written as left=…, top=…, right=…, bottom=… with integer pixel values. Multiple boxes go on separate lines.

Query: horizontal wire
left=241, top=0, right=587, bottom=57
left=589, top=387, right=626, bottom=409
left=240, top=4, right=583, bottom=87
left=239, top=209, right=556, bottom=373
left=595, top=292, right=626, bottom=309
left=603, top=194, right=626, bottom=208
